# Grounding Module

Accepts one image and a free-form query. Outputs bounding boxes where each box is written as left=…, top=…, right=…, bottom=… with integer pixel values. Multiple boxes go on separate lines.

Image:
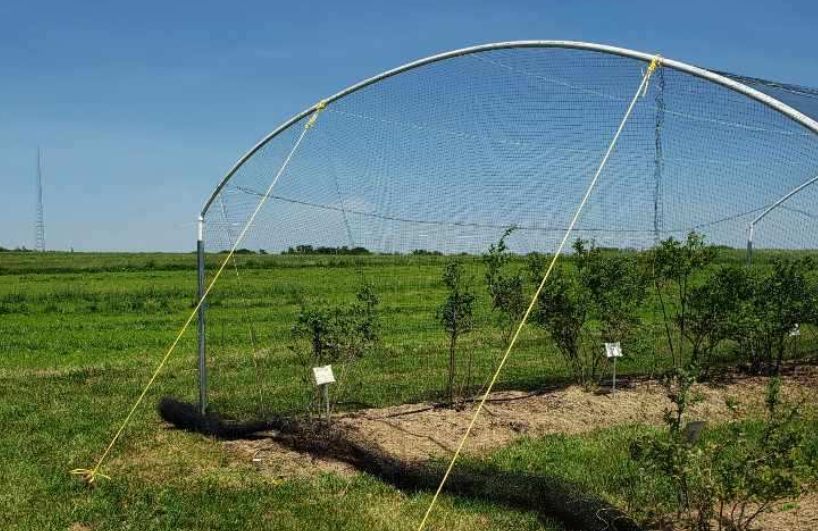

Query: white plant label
left=312, top=365, right=336, bottom=386
left=605, top=342, right=622, bottom=358
left=790, top=323, right=800, bottom=337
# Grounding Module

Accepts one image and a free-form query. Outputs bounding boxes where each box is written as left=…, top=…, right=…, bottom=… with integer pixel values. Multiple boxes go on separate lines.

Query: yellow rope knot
left=305, top=99, right=329, bottom=129
left=70, top=468, right=110, bottom=487
left=642, top=55, right=663, bottom=97
left=647, top=54, right=662, bottom=74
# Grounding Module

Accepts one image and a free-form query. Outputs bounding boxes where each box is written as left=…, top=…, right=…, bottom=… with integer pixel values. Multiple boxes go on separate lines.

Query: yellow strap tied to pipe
left=647, top=55, right=662, bottom=74
left=416, top=56, right=662, bottom=530
left=643, top=55, right=663, bottom=96
left=70, top=101, right=328, bottom=486
left=306, top=100, right=328, bottom=129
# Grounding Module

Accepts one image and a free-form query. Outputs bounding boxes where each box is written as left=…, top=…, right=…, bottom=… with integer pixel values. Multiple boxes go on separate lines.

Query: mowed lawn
left=1, top=251, right=816, bottom=530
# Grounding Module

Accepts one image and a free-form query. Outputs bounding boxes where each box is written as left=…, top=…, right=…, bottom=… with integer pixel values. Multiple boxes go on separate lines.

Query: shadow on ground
left=159, top=397, right=641, bottom=531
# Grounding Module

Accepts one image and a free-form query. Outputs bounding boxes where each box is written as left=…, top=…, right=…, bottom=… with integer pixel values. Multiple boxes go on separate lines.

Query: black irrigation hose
left=158, top=396, right=642, bottom=531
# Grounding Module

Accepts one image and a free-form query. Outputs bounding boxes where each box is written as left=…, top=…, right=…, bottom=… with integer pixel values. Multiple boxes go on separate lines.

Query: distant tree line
left=216, top=246, right=371, bottom=255
left=282, top=245, right=371, bottom=255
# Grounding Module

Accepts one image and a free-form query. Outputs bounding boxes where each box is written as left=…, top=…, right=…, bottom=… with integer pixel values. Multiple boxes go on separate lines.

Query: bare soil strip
left=219, top=369, right=817, bottom=529
left=226, top=369, right=815, bottom=472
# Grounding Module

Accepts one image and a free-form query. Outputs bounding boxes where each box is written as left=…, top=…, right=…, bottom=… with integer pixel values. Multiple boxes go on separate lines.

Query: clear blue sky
left=1, top=0, right=816, bottom=251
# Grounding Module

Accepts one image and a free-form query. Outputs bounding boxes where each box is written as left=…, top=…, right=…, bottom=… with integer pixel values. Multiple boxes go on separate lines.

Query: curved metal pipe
left=747, top=173, right=818, bottom=263
left=200, top=40, right=818, bottom=217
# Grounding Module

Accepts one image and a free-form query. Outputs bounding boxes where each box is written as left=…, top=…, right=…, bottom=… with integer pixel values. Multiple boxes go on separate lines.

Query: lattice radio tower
left=34, top=147, right=46, bottom=252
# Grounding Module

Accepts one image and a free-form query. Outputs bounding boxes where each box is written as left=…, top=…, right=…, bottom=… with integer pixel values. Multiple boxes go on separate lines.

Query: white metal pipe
left=751, top=174, right=818, bottom=229
left=747, top=173, right=818, bottom=263
left=200, top=40, right=818, bottom=217
left=196, top=215, right=207, bottom=413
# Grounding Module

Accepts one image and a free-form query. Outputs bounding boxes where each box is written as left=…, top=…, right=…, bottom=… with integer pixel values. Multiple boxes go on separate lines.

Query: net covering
left=199, top=46, right=818, bottom=417
left=719, top=70, right=818, bottom=125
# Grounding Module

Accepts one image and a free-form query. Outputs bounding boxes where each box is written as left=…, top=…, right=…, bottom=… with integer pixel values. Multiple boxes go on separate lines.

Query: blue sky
left=1, top=0, right=816, bottom=251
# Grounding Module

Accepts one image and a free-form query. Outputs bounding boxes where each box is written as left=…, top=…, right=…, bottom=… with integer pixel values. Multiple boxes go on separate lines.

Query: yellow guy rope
left=417, top=56, right=662, bottom=530
left=70, top=100, right=329, bottom=486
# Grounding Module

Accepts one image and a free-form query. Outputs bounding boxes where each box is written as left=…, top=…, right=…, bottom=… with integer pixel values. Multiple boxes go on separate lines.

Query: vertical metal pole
left=197, top=216, right=208, bottom=415
left=321, top=384, right=330, bottom=423
left=612, top=357, right=617, bottom=394
left=746, top=225, right=754, bottom=265
left=34, top=147, right=46, bottom=253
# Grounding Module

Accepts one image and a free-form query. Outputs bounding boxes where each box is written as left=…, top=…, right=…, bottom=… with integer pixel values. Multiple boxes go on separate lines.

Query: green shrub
left=730, top=258, right=816, bottom=375
left=630, top=373, right=808, bottom=530
left=437, top=259, right=476, bottom=404
left=652, top=231, right=717, bottom=369
left=289, top=282, right=380, bottom=416
left=684, top=265, right=752, bottom=369
left=532, top=239, right=646, bottom=387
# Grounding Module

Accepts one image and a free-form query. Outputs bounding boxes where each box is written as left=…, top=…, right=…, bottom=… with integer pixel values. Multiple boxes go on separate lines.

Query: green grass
left=0, top=251, right=561, bottom=530
left=485, top=417, right=818, bottom=525
left=1, top=250, right=817, bottom=530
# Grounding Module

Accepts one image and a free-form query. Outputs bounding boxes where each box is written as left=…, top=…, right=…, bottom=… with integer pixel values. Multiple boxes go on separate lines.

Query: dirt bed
left=225, top=368, right=816, bottom=476
left=220, top=370, right=818, bottom=529
left=751, top=492, right=818, bottom=531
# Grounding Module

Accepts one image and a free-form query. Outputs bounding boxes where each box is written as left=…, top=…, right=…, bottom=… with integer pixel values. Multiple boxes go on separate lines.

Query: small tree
left=437, top=260, right=475, bottom=404
left=653, top=231, right=716, bottom=368
left=533, top=266, right=591, bottom=384
left=630, top=366, right=714, bottom=529
left=292, top=305, right=335, bottom=367
left=349, top=281, right=380, bottom=355
left=483, top=227, right=526, bottom=342
left=574, top=239, right=647, bottom=344
left=711, top=377, right=807, bottom=530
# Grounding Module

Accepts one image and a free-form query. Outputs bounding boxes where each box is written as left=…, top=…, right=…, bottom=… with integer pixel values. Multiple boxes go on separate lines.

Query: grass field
left=1, top=251, right=816, bottom=530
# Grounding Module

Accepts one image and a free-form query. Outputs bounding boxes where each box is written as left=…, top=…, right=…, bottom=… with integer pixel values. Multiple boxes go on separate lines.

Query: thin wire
left=416, top=57, right=661, bottom=530
left=230, top=186, right=654, bottom=234
left=217, top=195, right=265, bottom=411
left=69, top=106, right=323, bottom=486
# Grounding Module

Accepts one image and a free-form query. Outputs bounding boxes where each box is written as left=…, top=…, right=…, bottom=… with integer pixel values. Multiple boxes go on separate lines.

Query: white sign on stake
left=312, top=365, right=336, bottom=386
left=790, top=323, right=801, bottom=337
left=605, top=342, right=623, bottom=359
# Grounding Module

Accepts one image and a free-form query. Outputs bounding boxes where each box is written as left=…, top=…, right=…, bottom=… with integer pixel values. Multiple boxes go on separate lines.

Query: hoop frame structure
left=200, top=40, right=818, bottom=218
left=195, top=40, right=818, bottom=412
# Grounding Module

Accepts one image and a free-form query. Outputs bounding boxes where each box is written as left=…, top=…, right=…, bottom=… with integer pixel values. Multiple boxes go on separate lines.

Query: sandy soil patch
left=751, top=492, right=818, bottom=531
left=335, top=370, right=814, bottom=461
left=218, top=369, right=818, bottom=529
left=224, top=368, right=816, bottom=476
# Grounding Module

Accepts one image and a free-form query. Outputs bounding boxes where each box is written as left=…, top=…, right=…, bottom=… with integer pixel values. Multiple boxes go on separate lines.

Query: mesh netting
left=719, top=70, right=818, bottom=125
left=198, top=45, right=818, bottom=418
